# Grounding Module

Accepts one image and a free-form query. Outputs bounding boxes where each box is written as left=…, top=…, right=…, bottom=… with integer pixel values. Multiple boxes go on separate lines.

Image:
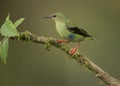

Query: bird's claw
left=69, top=48, right=77, bottom=55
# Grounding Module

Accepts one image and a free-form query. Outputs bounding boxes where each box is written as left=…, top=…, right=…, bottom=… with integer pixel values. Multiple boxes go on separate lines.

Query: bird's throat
left=55, top=21, right=67, bottom=37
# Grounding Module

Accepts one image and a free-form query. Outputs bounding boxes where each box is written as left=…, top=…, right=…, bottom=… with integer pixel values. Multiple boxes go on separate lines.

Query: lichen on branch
left=10, top=31, right=120, bottom=86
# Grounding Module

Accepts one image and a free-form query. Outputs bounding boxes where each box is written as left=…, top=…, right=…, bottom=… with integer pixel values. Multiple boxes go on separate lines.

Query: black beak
left=42, top=15, right=53, bottom=19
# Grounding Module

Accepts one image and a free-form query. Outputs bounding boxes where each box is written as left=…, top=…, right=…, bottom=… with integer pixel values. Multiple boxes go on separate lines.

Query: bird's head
left=43, top=12, right=69, bottom=23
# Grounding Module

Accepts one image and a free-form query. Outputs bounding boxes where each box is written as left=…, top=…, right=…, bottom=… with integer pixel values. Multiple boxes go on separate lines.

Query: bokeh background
left=0, top=0, right=120, bottom=86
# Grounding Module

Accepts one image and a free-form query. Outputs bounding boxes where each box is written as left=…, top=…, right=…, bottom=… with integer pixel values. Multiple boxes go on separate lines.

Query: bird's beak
left=42, top=15, right=52, bottom=19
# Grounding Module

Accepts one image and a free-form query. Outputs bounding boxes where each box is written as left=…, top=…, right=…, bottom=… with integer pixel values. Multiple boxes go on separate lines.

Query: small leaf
left=45, top=43, right=51, bottom=51
left=0, top=15, right=19, bottom=37
left=0, top=38, right=9, bottom=65
left=6, top=14, right=10, bottom=21
left=14, top=18, right=25, bottom=28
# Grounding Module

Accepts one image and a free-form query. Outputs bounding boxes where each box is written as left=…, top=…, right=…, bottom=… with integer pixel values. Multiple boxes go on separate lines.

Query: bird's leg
left=69, top=43, right=80, bottom=55
left=56, top=39, right=70, bottom=43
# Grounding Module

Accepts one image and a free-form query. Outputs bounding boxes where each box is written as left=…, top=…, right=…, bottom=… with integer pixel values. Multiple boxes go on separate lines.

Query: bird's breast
left=55, top=22, right=70, bottom=38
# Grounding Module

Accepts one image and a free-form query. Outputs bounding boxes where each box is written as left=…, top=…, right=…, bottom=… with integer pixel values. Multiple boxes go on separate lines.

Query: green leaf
left=0, top=15, right=19, bottom=37
left=14, top=18, right=25, bottom=28
left=0, top=38, right=9, bottom=65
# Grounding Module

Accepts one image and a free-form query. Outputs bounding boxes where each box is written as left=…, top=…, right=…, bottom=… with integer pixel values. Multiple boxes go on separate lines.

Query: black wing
left=66, top=25, right=92, bottom=37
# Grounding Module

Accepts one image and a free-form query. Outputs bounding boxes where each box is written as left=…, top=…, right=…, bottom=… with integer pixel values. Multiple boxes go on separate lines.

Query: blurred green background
left=0, top=0, right=120, bottom=86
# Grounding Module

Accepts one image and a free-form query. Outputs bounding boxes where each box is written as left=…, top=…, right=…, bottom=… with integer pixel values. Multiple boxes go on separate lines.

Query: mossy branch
left=0, top=15, right=119, bottom=86
left=10, top=31, right=120, bottom=86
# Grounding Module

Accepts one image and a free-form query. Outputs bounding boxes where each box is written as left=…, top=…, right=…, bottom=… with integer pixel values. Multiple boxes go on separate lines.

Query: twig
left=11, top=31, right=120, bottom=86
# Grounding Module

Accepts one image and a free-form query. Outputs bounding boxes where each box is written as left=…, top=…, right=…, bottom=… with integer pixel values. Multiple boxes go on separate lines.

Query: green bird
left=43, top=12, right=94, bottom=54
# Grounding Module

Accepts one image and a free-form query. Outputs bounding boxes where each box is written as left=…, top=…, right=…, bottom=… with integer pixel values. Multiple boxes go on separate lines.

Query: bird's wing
left=66, top=24, right=92, bottom=37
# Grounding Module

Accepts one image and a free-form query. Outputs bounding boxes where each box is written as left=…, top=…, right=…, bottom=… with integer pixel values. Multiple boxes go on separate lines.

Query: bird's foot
left=69, top=43, right=80, bottom=55
left=69, top=47, right=78, bottom=55
left=56, top=40, right=70, bottom=43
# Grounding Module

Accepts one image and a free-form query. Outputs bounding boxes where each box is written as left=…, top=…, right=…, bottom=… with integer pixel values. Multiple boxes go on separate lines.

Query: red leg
left=69, top=43, right=80, bottom=55
left=56, top=40, right=70, bottom=43
left=69, top=48, right=78, bottom=54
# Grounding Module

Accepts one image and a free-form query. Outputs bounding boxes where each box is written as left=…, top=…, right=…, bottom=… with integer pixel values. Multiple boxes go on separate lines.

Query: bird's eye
left=53, top=15, right=56, bottom=17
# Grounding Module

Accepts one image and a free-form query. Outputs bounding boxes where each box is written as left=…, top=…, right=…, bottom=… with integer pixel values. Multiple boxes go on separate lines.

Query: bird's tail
left=84, top=36, right=103, bottom=46
left=91, top=37, right=103, bottom=45
left=84, top=36, right=102, bottom=44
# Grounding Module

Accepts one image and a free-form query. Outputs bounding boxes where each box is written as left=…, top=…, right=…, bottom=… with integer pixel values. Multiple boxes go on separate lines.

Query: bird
left=43, top=12, right=94, bottom=54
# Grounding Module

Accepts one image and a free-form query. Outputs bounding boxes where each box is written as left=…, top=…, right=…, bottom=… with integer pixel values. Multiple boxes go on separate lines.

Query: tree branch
left=11, top=31, right=120, bottom=86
